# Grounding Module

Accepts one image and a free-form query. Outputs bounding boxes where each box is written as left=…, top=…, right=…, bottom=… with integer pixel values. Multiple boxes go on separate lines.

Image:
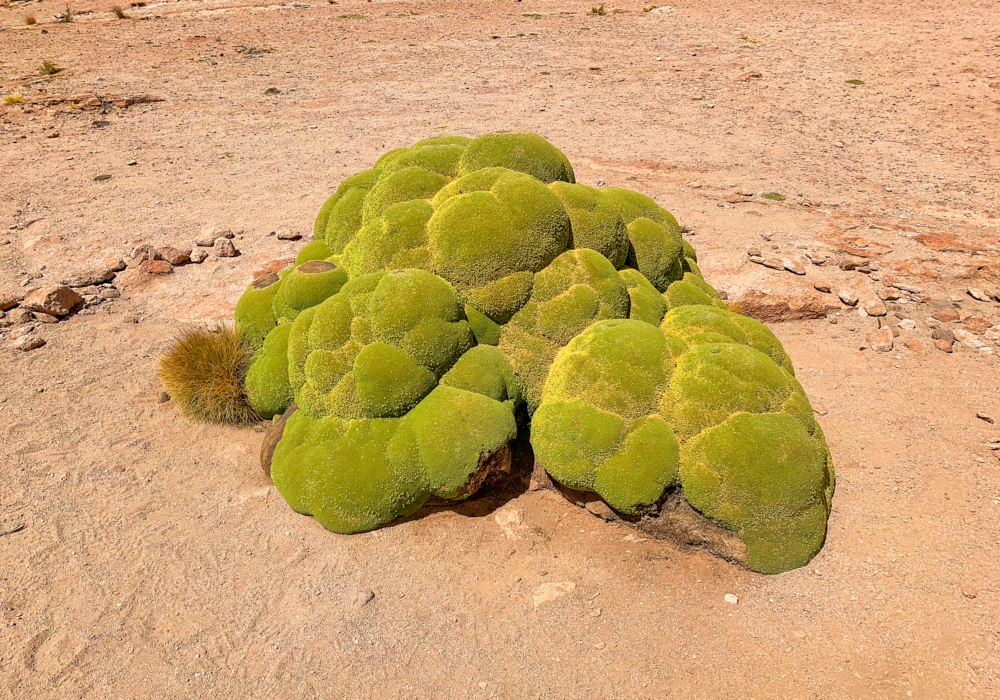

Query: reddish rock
left=0, top=291, right=25, bottom=311
left=877, top=286, right=902, bottom=301
left=253, top=258, right=296, bottom=279
left=782, top=258, right=806, bottom=275
left=903, top=339, right=927, bottom=355
left=138, top=260, right=174, bottom=275
left=158, top=246, right=191, bottom=266
left=731, top=291, right=837, bottom=322
left=8, top=308, right=35, bottom=324
left=105, top=256, right=127, bottom=272
left=931, top=328, right=955, bottom=343
left=932, top=308, right=960, bottom=323
left=967, top=288, right=992, bottom=303
left=813, top=281, right=832, bottom=293
left=190, top=249, right=209, bottom=264
left=35, top=312, right=60, bottom=324
left=933, top=338, right=954, bottom=353
left=214, top=238, right=239, bottom=258
left=60, top=268, right=115, bottom=287
left=867, top=327, right=893, bottom=352
left=963, top=316, right=991, bottom=334
left=763, top=259, right=784, bottom=270
left=865, top=299, right=887, bottom=317
left=838, top=290, right=859, bottom=306
left=276, top=229, right=302, bottom=241
left=13, top=335, right=45, bottom=351
left=21, top=285, right=83, bottom=316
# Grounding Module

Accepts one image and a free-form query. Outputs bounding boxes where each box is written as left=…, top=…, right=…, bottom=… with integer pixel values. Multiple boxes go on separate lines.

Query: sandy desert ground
left=1, top=0, right=999, bottom=697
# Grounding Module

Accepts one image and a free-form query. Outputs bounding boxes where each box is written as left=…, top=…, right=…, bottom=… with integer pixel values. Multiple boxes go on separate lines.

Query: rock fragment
left=934, top=339, right=954, bottom=353
left=158, top=246, right=191, bottom=266
left=838, top=290, right=858, bottom=306
left=194, top=225, right=233, bottom=247
left=585, top=500, right=618, bottom=521
left=276, top=229, right=302, bottom=241
left=128, top=244, right=160, bottom=266
left=976, top=412, right=994, bottom=425
left=8, top=308, right=35, bottom=324
left=21, top=285, right=83, bottom=316
left=724, top=593, right=739, bottom=605
left=782, top=258, right=806, bottom=275
left=190, top=249, right=209, bottom=264
left=60, top=268, right=115, bottom=287
left=138, top=260, right=173, bottom=275
left=903, top=339, right=926, bottom=354
left=877, top=287, right=901, bottom=301
left=105, top=257, right=127, bottom=272
left=748, top=255, right=765, bottom=265
left=932, top=308, right=960, bottom=323
left=967, top=288, right=992, bottom=303
left=813, top=281, right=831, bottom=293
left=898, top=319, right=916, bottom=331
left=763, top=259, right=784, bottom=270
left=867, top=327, right=893, bottom=352
left=214, top=238, right=239, bottom=258
left=954, top=329, right=984, bottom=349
left=0, top=292, right=25, bottom=311
left=865, top=299, right=887, bottom=317
left=356, top=589, right=375, bottom=607
left=747, top=247, right=762, bottom=257
left=13, top=335, right=45, bottom=351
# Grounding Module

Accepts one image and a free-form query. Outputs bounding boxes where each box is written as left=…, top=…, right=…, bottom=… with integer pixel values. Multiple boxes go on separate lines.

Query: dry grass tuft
left=3, top=93, right=24, bottom=105
left=157, top=325, right=258, bottom=424
left=112, top=4, right=128, bottom=18
left=25, top=14, right=37, bottom=24
left=40, top=60, right=62, bottom=76
left=58, top=5, right=73, bottom=22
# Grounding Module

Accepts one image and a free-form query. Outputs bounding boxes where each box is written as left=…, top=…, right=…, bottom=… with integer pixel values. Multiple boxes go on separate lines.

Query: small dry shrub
left=158, top=325, right=258, bottom=424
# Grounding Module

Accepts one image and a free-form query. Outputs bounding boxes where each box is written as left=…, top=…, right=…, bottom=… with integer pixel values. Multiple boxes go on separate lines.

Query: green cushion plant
left=165, top=131, right=834, bottom=574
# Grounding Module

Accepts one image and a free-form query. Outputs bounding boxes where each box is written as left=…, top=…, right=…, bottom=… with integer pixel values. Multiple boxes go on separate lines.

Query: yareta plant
left=161, top=131, right=835, bottom=574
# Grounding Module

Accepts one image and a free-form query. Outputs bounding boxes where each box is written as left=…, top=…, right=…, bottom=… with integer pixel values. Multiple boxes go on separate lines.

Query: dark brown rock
left=158, top=246, right=191, bottom=266
left=138, top=260, right=173, bottom=275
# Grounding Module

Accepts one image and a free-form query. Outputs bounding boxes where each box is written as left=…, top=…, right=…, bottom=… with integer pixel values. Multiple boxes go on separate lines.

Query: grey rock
left=13, top=335, right=45, bottom=351
left=214, top=238, right=239, bottom=258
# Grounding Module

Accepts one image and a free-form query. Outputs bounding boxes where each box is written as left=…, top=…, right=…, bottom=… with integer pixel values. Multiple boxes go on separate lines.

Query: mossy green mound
left=204, top=131, right=835, bottom=571
left=532, top=314, right=833, bottom=573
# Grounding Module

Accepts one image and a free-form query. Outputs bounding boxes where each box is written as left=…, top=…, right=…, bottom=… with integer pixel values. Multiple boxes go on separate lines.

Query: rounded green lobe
left=459, top=132, right=575, bottom=184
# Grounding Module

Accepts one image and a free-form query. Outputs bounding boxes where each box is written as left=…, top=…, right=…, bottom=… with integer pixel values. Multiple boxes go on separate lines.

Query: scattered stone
left=253, top=258, right=296, bottom=279
left=934, top=338, right=953, bottom=353
left=585, top=500, right=617, bottom=521
left=867, top=327, right=893, bottom=352
left=8, top=308, right=34, bottom=324
left=838, top=258, right=861, bottom=271
left=158, top=246, right=191, bottom=266
left=877, top=286, right=901, bottom=301
left=903, top=339, right=926, bottom=354
left=0, top=291, right=25, bottom=311
left=782, top=258, right=806, bottom=275
left=13, top=335, right=45, bottom=351
left=976, top=412, right=994, bottom=425
left=9, top=324, right=36, bottom=339
left=954, top=329, right=984, bottom=348
left=35, top=312, right=59, bottom=324
left=127, top=244, right=160, bottom=267
left=732, top=290, right=837, bottom=322
left=805, top=252, right=825, bottom=265
left=748, top=255, right=766, bottom=265
left=276, top=229, right=302, bottom=241
left=963, top=317, right=991, bottom=334
left=813, top=281, right=831, bottom=293
left=194, top=225, right=233, bottom=247
left=104, top=256, right=127, bottom=272
left=898, top=319, right=917, bottom=331
left=190, top=249, right=209, bottom=264
left=356, top=589, right=375, bottom=607
left=21, top=285, right=83, bottom=316
left=747, top=247, right=762, bottom=258
left=60, top=268, right=114, bottom=287
left=214, top=238, right=239, bottom=258
left=967, top=288, right=992, bottom=303
left=838, top=290, right=859, bottom=307
left=962, top=587, right=978, bottom=600
left=893, top=282, right=922, bottom=294
left=958, top=309, right=974, bottom=322
left=97, top=288, right=121, bottom=300
left=865, top=299, right=887, bottom=317
left=532, top=581, right=576, bottom=609
left=931, top=328, right=955, bottom=343
left=931, top=307, right=958, bottom=323
left=723, top=593, right=739, bottom=605
left=762, top=259, right=784, bottom=270
left=138, top=260, right=174, bottom=275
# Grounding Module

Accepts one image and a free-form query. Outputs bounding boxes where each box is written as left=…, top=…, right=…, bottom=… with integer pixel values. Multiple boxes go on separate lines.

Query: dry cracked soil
left=1, top=0, right=999, bottom=698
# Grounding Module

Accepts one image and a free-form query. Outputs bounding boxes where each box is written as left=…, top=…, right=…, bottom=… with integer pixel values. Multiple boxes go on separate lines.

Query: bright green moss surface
left=271, top=260, right=349, bottom=325
left=234, top=271, right=283, bottom=350
left=620, top=268, right=667, bottom=326
left=245, top=322, right=294, bottom=419
left=497, top=249, right=630, bottom=408
left=549, top=182, right=630, bottom=267
left=237, top=131, right=834, bottom=570
left=459, top=132, right=575, bottom=184
left=531, top=317, right=833, bottom=572
left=429, top=167, right=570, bottom=291
left=289, top=269, right=473, bottom=420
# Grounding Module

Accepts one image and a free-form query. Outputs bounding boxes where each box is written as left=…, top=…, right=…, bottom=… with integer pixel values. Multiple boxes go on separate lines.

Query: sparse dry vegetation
left=25, top=14, right=37, bottom=25
left=158, top=325, right=258, bottom=424
left=4, top=93, right=24, bottom=105
left=40, top=60, right=63, bottom=76
left=112, top=5, right=129, bottom=19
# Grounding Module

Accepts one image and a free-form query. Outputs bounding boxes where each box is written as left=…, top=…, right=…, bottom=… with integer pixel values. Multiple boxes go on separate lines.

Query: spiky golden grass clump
left=158, top=325, right=258, bottom=424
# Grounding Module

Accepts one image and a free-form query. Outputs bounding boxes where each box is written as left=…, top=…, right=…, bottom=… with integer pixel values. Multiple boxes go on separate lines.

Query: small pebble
left=357, top=589, right=375, bottom=607
left=724, top=593, right=739, bottom=605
